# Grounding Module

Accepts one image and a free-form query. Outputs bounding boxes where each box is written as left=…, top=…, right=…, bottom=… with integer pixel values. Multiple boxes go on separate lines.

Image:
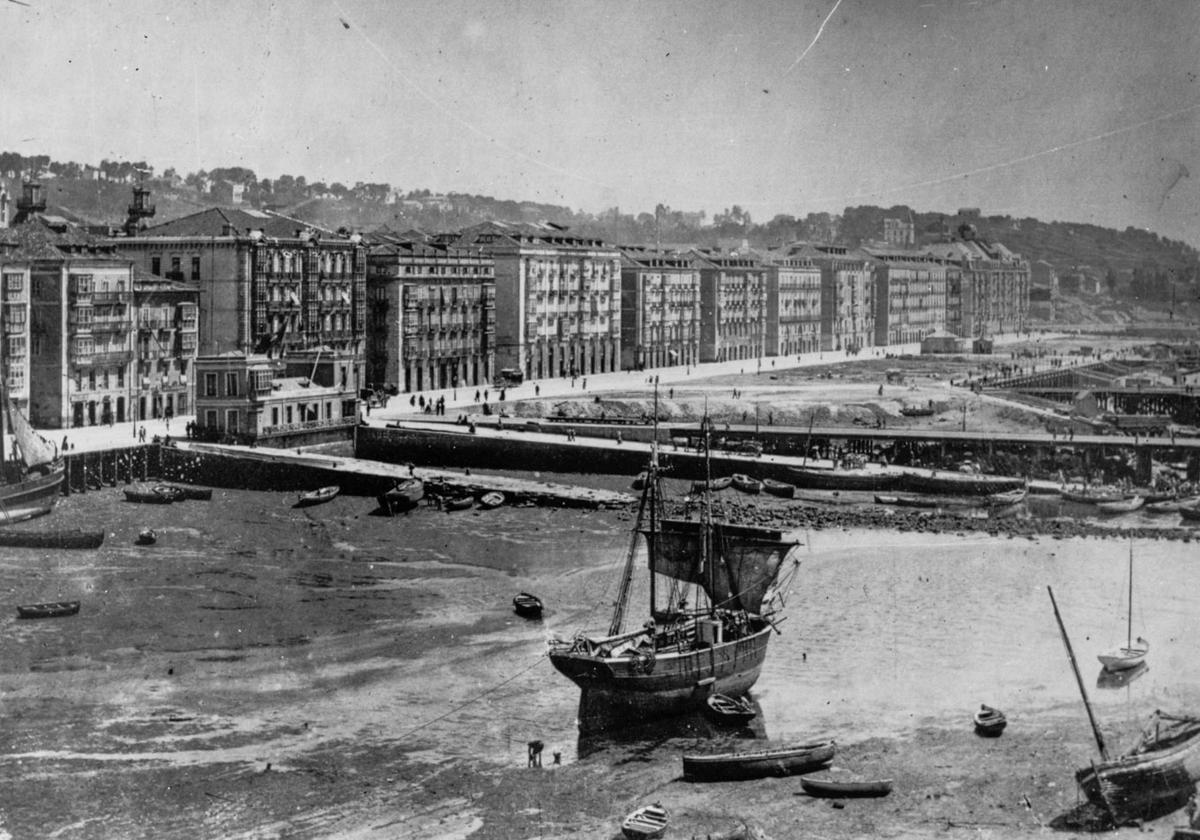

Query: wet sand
left=1, top=485, right=1198, bottom=839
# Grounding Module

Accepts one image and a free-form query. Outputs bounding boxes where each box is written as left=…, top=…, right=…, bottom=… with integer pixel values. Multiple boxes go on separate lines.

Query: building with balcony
left=193, top=349, right=360, bottom=445
left=618, top=246, right=700, bottom=371
left=133, top=269, right=199, bottom=421
left=365, top=231, right=494, bottom=393
left=107, top=205, right=367, bottom=387
left=452, top=221, right=621, bottom=380
left=692, top=250, right=767, bottom=364
left=923, top=227, right=1029, bottom=339
left=759, top=248, right=822, bottom=357
left=0, top=182, right=136, bottom=428
left=863, top=247, right=948, bottom=347
left=786, top=244, right=874, bottom=354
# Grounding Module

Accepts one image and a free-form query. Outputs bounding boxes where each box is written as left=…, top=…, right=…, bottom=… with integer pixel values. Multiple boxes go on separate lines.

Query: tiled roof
left=140, top=207, right=340, bottom=239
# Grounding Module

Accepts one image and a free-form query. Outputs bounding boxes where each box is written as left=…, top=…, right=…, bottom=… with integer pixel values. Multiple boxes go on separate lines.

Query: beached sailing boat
left=0, top=384, right=64, bottom=522
left=1098, top=541, right=1148, bottom=673
left=549, top=414, right=801, bottom=733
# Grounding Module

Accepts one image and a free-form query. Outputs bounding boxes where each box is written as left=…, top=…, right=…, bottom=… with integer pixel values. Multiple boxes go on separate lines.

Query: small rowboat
left=296, top=485, right=340, bottom=507
left=799, top=776, right=893, bottom=798
left=158, top=484, right=213, bottom=501
left=692, top=476, right=733, bottom=493
left=16, top=600, right=80, bottom=619
left=136, top=528, right=157, bottom=546
left=762, top=478, right=795, bottom=498
left=973, top=704, right=1007, bottom=736
left=124, top=484, right=173, bottom=504
left=1179, top=504, right=1200, bottom=523
left=621, top=804, right=668, bottom=839
left=513, top=592, right=543, bottom=618
left=478, top=491, right=505, bottom=509
left=731, top=474, right=762, bottom=494
left=683, top=740, right=836, bottom=782
left=153, top=484, right=187, bottom=502
left=1098, top=636, right=1149, bottom=672
left=444, top=494, right=474, bottom=511
left=704, top=693, right=756, bottom=727
left=1096, top=495, right=1144, bottom=515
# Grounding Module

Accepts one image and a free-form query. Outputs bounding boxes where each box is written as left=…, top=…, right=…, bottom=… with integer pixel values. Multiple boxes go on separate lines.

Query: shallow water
left=0, top=481, right=1196, bottom=837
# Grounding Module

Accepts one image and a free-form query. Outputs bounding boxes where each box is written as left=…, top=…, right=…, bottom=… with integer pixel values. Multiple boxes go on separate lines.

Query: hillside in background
left=3, top=152, right=1197, bottom=315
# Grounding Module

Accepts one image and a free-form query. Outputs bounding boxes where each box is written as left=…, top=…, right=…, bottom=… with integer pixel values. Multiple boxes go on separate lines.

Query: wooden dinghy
left=135, top=528, right=157, bottom=546
left=762, top=478, right=795, bottom=498
left=621, top=804, right=668, bottom=839
left=731, top=474, right=762, bottom=494
left=683, top=740, right=836, bottom=782
left=704, top=693, right=757, bottom=727
left=124, top=484, right=174, bottom=504
left=692, top=476, right=733, bottom=493
left=296, top=485, right=340, bottom=507
left=17, top=600, right=81, bottom=619
left=799, top=775, right=894, bottom=798
left=1096, top=495, right=1144, bottom=515
left=379, top=479, right=424, bottom=514
left=444, top=494, right=475, bottom=511
left=478, top=491, right=505, bottom=509
left=973, top=704, right=1007, bottom=736
left=512, top=592, right=544, bottom=618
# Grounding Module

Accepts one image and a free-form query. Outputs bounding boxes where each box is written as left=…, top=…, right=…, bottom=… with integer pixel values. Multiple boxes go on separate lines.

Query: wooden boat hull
left=444, top=495, right=474, bottom=511
left=550, top=623, right=773, bottom=734
left=17, top=600, right=80, bottom=619
left=1097, top=497, right=1144, bottom=514
left=621, top=805, right=668, bottom=839
left=789, top=465, right=900, bottom=492
left=478, top=492, right=505, bottom=509
left=1099, top=644, right=1148, bottom=672
left=1076, top=735, right=1200, bottom=825
left=158, top=484, right=212, bottom=501
left=0, top=529, right=103, bottom=549
left=800, top=776, right=893, bottom=798
left=692, top=477, right=733, bottom=493
left=731, top=475, right=761, bottom=494
left=296, top=486, right=340, bottom=507
left=124, top=486, right=173, bottom=504
left=973, top=707, right=1007, bottom=736
left=683, top=741, right=835, bottom=782
left=0, top=465, right=64, bottom=523
left=761, top=479, right=794, bottom=498
left=1177, top=504, right=1200, bottom=523
left=703, top=693, right=756, bottom=727
left=896, top=471, right=1025, bottom=496
left=513, top=593, right=543, bottom=618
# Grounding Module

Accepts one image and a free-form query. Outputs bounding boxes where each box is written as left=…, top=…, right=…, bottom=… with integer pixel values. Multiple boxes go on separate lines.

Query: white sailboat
left=1097, top=541, right=1148, bottom=673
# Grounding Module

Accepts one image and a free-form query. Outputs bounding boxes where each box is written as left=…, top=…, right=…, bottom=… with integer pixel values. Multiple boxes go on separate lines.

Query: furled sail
left=646, top=519, right=799, bottom=614
left=7, top=396, right=59, bottom=469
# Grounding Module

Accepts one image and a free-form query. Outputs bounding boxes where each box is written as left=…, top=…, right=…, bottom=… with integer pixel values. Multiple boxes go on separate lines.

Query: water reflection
left=1096, top=661, right=1149, bottom=690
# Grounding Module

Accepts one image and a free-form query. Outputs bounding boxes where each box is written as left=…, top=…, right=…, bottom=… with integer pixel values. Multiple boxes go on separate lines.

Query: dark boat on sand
left=731, top=474, right=761, bottom=494
left=691, top=476, right=733, bottom=492
left=513, top=592, right=544, bottom=618
left=444, top=494, right=474, bottom=511
left=895, top=469, right=1025, bottom=496
left=157, top=484, right=213, bottom=501
left=380, top=479, right=424, bottom=514
left=799, top=776, right=893, bottom=798
left=17, top=600, right=80, bottom=619
left=762, top=478, right=794, bottom=498
left=0, top=529, right=104, bottom=549
left=135, top=528, right=157, bottom=546
left=124, top=484, right=174, bottom=504
left=1180, top=504, right=1200, bottom=523
left=973, top=704, right=1007, bottom=736
left=550, top=416, right=801, bottom=733
left=703, top=693, right=756, bottom=727
left=789, top=462, right=900, bottom=492
left=683, top=741, right=835, bottom=782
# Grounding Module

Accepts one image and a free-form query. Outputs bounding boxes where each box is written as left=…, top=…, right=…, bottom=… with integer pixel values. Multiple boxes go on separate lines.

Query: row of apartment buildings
left=0, top=182, right=1029, bottom=436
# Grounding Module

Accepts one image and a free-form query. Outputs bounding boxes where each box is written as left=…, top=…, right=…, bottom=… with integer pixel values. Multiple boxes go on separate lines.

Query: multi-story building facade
left=193, top=349, right=360, bottom=443
left=453, top=221, right=621, bottom=380
left=365, top=232, right=495, bottom=393
left=789, top=244, right=874, bottom=354
left=618, top=246, right=700, bottom=371
left=760, top=248, right=822, bottom=357
left=923, top=229, right=1029, bottom=338
left=133, top=271, right=200, bottom=421
left=0, top=183, right=137, bottom=428
left=108, top=206, right=367, bottom=386
left=863, top=248, right=947, bottom=347
left=692, top=250, right=767, bottom=364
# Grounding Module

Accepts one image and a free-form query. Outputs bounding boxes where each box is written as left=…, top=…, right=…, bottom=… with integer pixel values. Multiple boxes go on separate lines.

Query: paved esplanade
left=32, top=332, right=1079, bottom=454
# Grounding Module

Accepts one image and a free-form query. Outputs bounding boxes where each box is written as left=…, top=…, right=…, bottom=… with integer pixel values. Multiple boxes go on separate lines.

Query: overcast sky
left=2, top=1, right=1198, bottom=244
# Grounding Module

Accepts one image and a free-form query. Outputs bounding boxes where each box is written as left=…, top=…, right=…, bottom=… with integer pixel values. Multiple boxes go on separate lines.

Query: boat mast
left=1047, top=585, right=1109, bottom=761
left=648, top=384, right=659, bottom=619
left=1126, top=540, right=1133, bottom=649
left=609, top=481, right=649, bottom=637
left=701, top=411, right=714, bottom=613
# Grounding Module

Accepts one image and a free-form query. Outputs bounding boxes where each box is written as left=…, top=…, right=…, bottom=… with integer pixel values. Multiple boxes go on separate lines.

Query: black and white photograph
left=1, top=1, right=1200, bottom=838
